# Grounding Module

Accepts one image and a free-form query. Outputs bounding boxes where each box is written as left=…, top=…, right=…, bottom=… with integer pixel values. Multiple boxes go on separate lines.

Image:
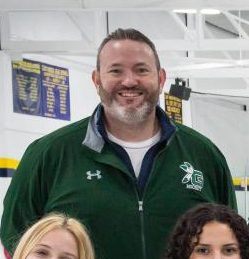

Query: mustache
left=99, top=84, right=144, bottom=92
left=116, top=85, right=145, bottom=92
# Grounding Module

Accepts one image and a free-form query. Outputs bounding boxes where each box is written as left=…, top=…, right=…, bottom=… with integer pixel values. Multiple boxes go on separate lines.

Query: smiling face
left=190, top=221, right=241, bottom=259
left=26, top=228, right=78, bottom=259
left=92, top=39, right=166, bottom=125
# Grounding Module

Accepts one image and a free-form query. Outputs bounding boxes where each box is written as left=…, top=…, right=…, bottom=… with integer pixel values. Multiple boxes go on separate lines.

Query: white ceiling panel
left=0, top=0, right=81, bottom=10
left=83, top=0, right=249, bottom=10
left=0, top=1, right=249, bottom=93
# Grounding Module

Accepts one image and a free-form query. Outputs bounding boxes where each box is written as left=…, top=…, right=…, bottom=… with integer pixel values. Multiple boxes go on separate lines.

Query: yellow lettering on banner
left=13, top=61, right=40, bottom=74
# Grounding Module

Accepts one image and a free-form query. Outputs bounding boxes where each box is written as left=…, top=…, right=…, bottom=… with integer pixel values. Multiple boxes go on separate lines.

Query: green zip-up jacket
left=0, top=105, right=237, bottom=259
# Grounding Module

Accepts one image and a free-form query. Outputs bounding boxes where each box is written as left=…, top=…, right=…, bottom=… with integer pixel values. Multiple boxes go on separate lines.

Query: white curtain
left=190, top=93, right=249, bottom=220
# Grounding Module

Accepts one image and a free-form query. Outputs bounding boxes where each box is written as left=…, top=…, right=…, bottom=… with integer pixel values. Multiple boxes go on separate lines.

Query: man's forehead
left=100, top=39, right=153, bottom=55
left=98, top=39, right=159, bottom=70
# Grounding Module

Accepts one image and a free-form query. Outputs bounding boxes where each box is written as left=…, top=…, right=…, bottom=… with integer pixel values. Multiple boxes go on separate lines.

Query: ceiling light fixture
left=173, top=9, right=220, bottom=15
left=200, top=9, right=221, bottom=15
left=173, top=9, right=197, bottom=14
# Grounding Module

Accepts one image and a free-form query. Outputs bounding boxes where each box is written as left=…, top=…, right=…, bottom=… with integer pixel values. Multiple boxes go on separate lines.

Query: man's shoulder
left=175, top=123, right=220, bottom=151
left=174, top=123, right=228, bottom=165
left=45, top=117, right=90, bottom=140
left=27, top=117, right=90, bottom=153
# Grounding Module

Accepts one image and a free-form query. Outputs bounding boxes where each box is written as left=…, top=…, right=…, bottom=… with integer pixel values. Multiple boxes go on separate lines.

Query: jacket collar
left=82, top=104, right=176, bottom=152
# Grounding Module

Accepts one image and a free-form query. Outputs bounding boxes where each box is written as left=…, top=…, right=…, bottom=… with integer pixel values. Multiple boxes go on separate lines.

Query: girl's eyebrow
left=34, top=243, right=51, bottom=248
left=35, top=244, right=78, bottom=258
left=223, top=243, right=239, bottom=246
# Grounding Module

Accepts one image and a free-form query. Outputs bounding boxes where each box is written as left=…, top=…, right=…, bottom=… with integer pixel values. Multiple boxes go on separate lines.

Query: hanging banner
left=12, top=60, right=42, bottom=116
left=41, top=63, right=70, bottom=120
left=12, top=59, right=70, bottom=120
left=165, top=93, right=182, bottom=124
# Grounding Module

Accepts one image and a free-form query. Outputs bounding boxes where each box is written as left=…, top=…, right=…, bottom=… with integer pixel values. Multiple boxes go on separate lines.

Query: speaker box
left=169, top=79, right=191, bottom=100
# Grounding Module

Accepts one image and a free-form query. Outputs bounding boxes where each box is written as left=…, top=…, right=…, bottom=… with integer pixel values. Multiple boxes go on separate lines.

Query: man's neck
left=104, top=112, right=160, bottom=142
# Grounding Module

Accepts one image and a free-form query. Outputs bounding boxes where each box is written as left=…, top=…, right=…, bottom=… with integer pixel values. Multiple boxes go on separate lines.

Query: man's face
left=92, top=39, right=166, bottom=125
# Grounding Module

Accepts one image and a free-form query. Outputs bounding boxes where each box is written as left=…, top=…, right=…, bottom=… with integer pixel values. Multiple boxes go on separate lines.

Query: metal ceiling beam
left=167, top=67, right=249, bottom=78
left=82, top=0, right=249, bottom=10
left=156, top=38, right=249, bottom=51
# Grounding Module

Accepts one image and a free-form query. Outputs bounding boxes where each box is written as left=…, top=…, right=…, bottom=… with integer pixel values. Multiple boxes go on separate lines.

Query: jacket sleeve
left=0, top=140, right=48, bottom=255
left=221, top=161, right=238, bottom=211
left=213, top=144, right=238, bottom=211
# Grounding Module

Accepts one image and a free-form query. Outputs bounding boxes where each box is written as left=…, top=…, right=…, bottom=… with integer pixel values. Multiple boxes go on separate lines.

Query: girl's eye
left=32, top=249, right=49, bottom=257
left=60, top=255, right=77, bottom=259
left=193, top=246, right=210, bottom=255
left=223, top=246, right=240, bottom=255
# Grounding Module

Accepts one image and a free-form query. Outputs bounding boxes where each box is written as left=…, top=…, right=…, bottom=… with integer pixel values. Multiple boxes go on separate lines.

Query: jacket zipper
left=138, top=200, right=146, bottom=259
left=135, top=131, right=176, bottom=259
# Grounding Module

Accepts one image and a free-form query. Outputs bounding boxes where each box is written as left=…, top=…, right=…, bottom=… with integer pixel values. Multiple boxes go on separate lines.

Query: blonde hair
left=12, top=213, right=95, bottom=259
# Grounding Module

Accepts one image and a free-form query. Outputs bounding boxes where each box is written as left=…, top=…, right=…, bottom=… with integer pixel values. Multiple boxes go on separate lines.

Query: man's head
left=92, top=28, right=166, bottom=126
left=96, top=28, right=161, bottom=72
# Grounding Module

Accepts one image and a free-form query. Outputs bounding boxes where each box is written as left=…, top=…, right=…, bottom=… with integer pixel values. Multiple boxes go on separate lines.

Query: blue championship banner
left=12, top=60, right=42, bottom=115
left=41, top=63, right=70, bottom=120
left=12, top=59, right=70, bottom=120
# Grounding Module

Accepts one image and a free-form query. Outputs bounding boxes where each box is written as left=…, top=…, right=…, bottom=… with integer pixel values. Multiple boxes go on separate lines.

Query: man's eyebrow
left=135, top=62, right=149, bottom=66
left=108, top=63, right=122, bottom=67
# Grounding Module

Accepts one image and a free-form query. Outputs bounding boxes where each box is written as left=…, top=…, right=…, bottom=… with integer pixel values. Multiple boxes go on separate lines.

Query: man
left=1, top=28, right=237, bottom=259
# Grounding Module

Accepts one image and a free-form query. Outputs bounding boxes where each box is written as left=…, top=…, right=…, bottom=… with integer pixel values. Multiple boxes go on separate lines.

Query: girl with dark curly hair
left=164, top=203, right=249, bottom=259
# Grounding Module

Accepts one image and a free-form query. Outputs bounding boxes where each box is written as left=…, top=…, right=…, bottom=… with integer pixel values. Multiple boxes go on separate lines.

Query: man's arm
left=0, top=140, right=46, bottom=255
left=213, top=145, right=238, bottom=211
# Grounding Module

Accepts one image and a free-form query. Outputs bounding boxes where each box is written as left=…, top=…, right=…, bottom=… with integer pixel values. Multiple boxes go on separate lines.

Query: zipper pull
left=138, top=201, right=143, bottom=211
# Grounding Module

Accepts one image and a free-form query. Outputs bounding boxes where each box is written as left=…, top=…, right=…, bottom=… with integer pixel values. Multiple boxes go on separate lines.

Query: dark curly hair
left=96, top=28, right=161, bottom=71
left=164, top=203, right=249, bottom=259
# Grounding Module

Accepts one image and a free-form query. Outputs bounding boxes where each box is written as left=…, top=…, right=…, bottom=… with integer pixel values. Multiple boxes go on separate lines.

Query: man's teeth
left=119, top=92, right=142, bottom=97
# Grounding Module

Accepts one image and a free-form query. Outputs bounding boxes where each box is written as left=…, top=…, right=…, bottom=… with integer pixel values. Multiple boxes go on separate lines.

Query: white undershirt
left=107, top=130, right=161, bottom=178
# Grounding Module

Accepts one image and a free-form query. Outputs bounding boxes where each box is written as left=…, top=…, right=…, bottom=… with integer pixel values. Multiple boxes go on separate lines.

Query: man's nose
left=121, top=71, right=138, bottom=87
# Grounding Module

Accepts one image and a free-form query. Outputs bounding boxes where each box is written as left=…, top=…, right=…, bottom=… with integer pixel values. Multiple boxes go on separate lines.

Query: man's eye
left=109, top=69, right=121, bottom=74
left=137, top=68, right=149, bottom=73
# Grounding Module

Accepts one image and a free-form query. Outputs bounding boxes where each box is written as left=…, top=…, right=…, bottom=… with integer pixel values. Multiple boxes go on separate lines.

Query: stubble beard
left=104, top=100, right=155, bottom=125
left=99, top=85, right=159, bottom=125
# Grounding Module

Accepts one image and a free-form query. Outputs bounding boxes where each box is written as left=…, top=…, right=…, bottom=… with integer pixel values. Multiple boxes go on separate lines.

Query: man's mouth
left=118, top=91, right=143, bottom=97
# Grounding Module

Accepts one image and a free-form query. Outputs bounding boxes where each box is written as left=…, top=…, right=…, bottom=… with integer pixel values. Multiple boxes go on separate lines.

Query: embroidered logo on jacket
left=180, top=162, right=204, bottom=191
left=86, top=170, right=102, bottom=180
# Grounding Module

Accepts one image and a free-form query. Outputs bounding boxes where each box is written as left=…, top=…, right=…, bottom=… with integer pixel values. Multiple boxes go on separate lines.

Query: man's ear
left=92, top=70, right=101, bottom=94
left=159, top=68, right=166, bottom=94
